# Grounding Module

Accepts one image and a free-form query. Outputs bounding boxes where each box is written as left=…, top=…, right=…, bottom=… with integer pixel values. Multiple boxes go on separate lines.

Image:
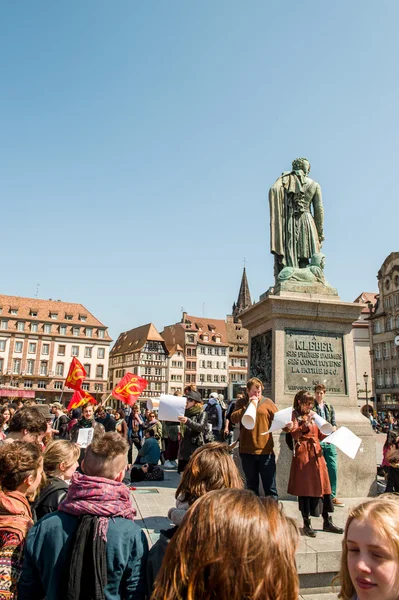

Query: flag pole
left=101, top=393, right=113, bottom=407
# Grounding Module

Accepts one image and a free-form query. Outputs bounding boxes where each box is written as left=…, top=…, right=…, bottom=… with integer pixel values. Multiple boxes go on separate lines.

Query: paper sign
left=324, top=426, right=362, bottom=460
left=158, top=394, right=187, bottom=422
left=147, top=398, right=160, bottom=411
left=261, top=407, right=293, bottom=435
left=77, top=427, right=94, bottom=448
left=313, top=413, right=334, bottom=435
left=242, top=401, right=257, bottom=430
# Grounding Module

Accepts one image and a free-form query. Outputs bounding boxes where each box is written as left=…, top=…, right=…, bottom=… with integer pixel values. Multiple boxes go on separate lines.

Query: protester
left=224, top=393, right=242, bottom=446
left=152, top=488, right=299, bottom=600
left=95, top=406, right=116, bottom=432
left=0, top=415, right=6, bottom=441
left=144, top=412, right=162, bottom=448
left=231, top=377, right=291, bottom=498
left=0, top=406, right=11, bottom=433
left=114, top=408, right=128, bottom=439
left=3, top=407, right=47, bottom=445
left=163, top=419, right=180, bottom=469
left=135, top=429, right=160, bottom=466
left=66, top=408, right=81, bottom=435
left=385, top=436, right=399, bottom=492
left=313, top=383, right=344, bottom=507
left=32, top=440, right=80, bottom=521
left=128, top=404, right=144, bottom=464
left=288, top=390, right=343, bottom=537
left=50, top=402, right=70, bottom=439
left=0, top=442, right=44, bottom=598
left=204, top=392, right=223, bottom=441
left=147, top=442, right=244, bottom=591
left=70, top=403, right=103, bottom=443
left=18, top=432, right=148, bottom=600
left=177, top=389, right=208, bottom=473
left=337, top=495, right=399, bottom=600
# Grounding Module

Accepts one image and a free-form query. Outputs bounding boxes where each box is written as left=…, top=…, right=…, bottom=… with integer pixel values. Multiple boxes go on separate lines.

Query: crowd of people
left=0, top=379, right=397, bottom=599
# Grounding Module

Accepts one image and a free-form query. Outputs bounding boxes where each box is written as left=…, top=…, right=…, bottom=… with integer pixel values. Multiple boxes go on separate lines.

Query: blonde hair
left=43, top=440, right=80, bottom=476
left=337, top=494, right=399, bottom=599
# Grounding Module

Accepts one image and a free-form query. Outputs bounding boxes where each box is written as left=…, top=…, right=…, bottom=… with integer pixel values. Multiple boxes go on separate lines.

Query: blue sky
left=1, top=1, right=397, bottom=341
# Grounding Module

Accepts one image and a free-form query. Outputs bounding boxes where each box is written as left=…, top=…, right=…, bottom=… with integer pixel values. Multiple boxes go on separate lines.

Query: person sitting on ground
left=3, top=407, right=48, bottom=445
left=177, top=389, right=209, bottom=473
left=95, top=406, right=116, bottom=432
left=114, top=408, right=128, bottom=439
left=32, top=440, right=80, bottom=521
left=337, top=494, right=399, bottom=600
left=0, top=442, right=44, bottom=599
left=143, top=412, right=162, bottom=448
left=147, top=442, right=244, bottom=592
left=152, top=488, right=299, bottom=600
left=18, top=432, right=149, bottom=600
left=136, top=429, right=160, bottom=466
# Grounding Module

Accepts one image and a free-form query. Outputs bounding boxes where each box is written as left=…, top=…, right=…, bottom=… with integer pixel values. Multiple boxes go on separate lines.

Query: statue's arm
left=312, top=184, right=324, bottom=242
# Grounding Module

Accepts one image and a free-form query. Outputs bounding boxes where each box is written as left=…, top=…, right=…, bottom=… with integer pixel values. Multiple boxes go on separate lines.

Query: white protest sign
left=324, top=426, right=362, bottom=459
left=313, top=413, right=334, bottom=435
left=261, top=406, right=293, bottom=435
left=158, top=394, right=186, bottom=422
left=242, top=402, right=257, bottom=430
left=77, top=427, right=94, bottom=448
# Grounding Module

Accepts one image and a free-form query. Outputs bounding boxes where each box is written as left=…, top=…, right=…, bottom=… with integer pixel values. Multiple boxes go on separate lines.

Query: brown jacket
left=230, top=396, right=278, bottom=455
left=287, top=411, right=331, bottom=498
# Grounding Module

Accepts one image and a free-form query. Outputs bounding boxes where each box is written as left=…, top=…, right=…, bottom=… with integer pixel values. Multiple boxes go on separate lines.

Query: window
left=26, top=360, right=34, bottom=375
left=84, top=347, right=92, bottom=358
left=1, top=320, right=8, bottom=330
left=97, top=347, right=105, bottom=359
left=216, top=361, right=220, bottom=369
left=31, top=322, right=38, bottom=333
left=155, top=368, right=162, bottom=375
left=71, top=346, right=79, bottom=357
left=221, top=375, right=226, bottom=383
left=96, top=365, right=104, bottom=378
left=38, top=381, right=47, bottom=389
left=0, top=341, right=5, bottom=351
left=65, top=314, right=73, bottom=320
left=58, top=345, right=65, bottom=356
left=73, top=327, right=80, bottom=337
left=13, top=358, right=21, bottom=374
left=86, top=327, right=93, bottom=337
left=185, top=374, right=191, bottom=383
left=42, top=343, right=50, bottom=355
left=207, top=348, right=212, bottom=355
left=187, top=335, right=195, bottom=343
left=214, top=374, right=219, bottom=382
left=207, top=360, right=212, bottom=368
left=84, top=364, right=91, bottom=377
left=28, top=343, right=36, bottom=354
left=374, top=321, right=382, bottom=334
left=16, top=322, right=25, bottom=331
left=79, top=315, right=87, bottom=322
left=221, top=348, right=227, bottom=356
left=10, top=308, right=18, bottom=315
left=54, top=381, right=63, bottom=390
left=43, top=324, right=51, bottom=334
left=384, top=342, right=390, bottom=359
left=385, top=370, right=391, bottom=386
left=393, top=368, right=398, bottom=385
left=393, top=342, right=397, bottom=358
left=98, top=329, right=105, bottom=339
left=24, top=380, right=33, bottom=388
left=199, top=374, right=205, bottom=382
left=50, top=313, right=58, bottom=319
left=81, top=383, right=90, bottom=391
left=240, top=359, right=246, bottom=367
left=15, top=341, right=23, bottom=353
left=201, top=360, right=206, bottom=368
left=59, top=325, right=67, bottom=335
left=40, top=361, right=48, bottom=376
left=55, top=363, right=64, bottom=376
left=375, top=344, right=381, bottom=360
left=94, top=383, right=103, bottom=392
left=207, top=374, right=212, bottom=382
left=387, top=317, right=393, bottom=331
left=30, top=310, right=38, bottom=317
left=0, top=358, right=3, bottom=373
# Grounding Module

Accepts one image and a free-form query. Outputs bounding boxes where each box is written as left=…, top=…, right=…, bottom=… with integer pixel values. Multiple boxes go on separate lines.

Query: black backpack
left=285, top=432, right=294, bottom=451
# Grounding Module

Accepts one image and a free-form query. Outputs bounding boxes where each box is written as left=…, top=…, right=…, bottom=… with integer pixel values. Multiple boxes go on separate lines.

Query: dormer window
left=208, top=324, right=215, bottom=332
left=50, top=312, right=58, bottom=319
left=214, top=335, right=221, bottom=343
left=79, top=315, right=87, bottom=322
left=30, top=310, right=38, bottom=317
left=203, top=334, right=209, bottom=342
left=10, top=308, right=18, bottom=315
left=65, top=314, right=73, bottom=320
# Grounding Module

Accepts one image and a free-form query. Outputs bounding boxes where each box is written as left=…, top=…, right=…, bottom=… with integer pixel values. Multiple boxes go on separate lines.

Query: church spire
left=233, top=267, right=251, bottom=321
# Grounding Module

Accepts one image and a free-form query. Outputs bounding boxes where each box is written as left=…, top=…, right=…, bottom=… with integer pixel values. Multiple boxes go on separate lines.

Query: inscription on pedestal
left=285, top=329, right=347, bottom=395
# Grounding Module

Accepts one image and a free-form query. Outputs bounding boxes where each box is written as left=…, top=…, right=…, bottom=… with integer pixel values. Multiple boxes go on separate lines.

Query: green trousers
left=321, top=442, right=337, bottom=498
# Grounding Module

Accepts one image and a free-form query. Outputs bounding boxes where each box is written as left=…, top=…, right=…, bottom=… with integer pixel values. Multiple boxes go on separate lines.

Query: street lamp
left=364, top=372, right=369, bottom=411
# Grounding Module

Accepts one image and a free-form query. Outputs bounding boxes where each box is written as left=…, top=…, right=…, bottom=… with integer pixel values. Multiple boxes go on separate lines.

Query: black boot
left=303, top=518, right=317, bottom=538
left=323, top=515, right=344, bottom=534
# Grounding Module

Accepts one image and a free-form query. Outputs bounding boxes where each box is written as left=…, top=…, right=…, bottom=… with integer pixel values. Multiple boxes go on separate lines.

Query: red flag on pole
left=67, top=389, right=98, bottom=411
left=112, top=373, right=148, bottom=406
left=65, top=357, right=86, bottom=391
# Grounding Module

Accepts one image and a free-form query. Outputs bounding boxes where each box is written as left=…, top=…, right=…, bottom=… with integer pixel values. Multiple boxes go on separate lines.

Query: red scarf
left=0, top=490, right=33, bottom=543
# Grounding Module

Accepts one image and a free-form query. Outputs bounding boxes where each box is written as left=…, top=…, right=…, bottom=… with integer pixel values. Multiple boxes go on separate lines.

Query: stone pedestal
left=239, top=290, right=377, bottom=499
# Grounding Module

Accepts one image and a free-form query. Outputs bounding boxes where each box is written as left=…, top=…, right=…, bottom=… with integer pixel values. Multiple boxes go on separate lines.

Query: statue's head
left=310, top=253, right=325, bottom=269
left=292, top=157, right=310, bottom=175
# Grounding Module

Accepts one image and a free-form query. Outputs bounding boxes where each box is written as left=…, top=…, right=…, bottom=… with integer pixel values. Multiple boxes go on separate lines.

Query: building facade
left=109, top=323, right=168, bottom=403
left=226, top=267, right=251, bottom=399
left=166, top=344, right=185, bottom=395
left=369, top=253, right=399, bottom=412
left=0, top=295, right=111, bottom=403
left=352, top=292, right=377, bottom=406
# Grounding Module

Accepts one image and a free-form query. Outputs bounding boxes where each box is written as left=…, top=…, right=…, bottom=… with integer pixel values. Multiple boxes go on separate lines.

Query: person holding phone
left=287, top=390, right=343, bottom=538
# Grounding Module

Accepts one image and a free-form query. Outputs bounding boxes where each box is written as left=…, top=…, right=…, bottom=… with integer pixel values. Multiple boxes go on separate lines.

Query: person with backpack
left=313, top=383, right=344, bottom=507
left=50, top=403, right=70, bottom=439
left=177, top=390, right=209, bottom=473
left=205, top=392, right=223, bottom=442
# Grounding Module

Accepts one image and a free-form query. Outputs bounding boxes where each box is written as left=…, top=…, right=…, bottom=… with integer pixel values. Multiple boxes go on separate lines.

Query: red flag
left=65, top=357, right=87, bottom=391
left=67, top=389, right=98, bottom=411
left=112, top=373, right=148, bottom=406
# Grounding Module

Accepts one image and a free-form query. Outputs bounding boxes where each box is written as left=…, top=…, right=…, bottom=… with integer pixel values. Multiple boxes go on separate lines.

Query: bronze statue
left=269, top=158, right=324, bottom=282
